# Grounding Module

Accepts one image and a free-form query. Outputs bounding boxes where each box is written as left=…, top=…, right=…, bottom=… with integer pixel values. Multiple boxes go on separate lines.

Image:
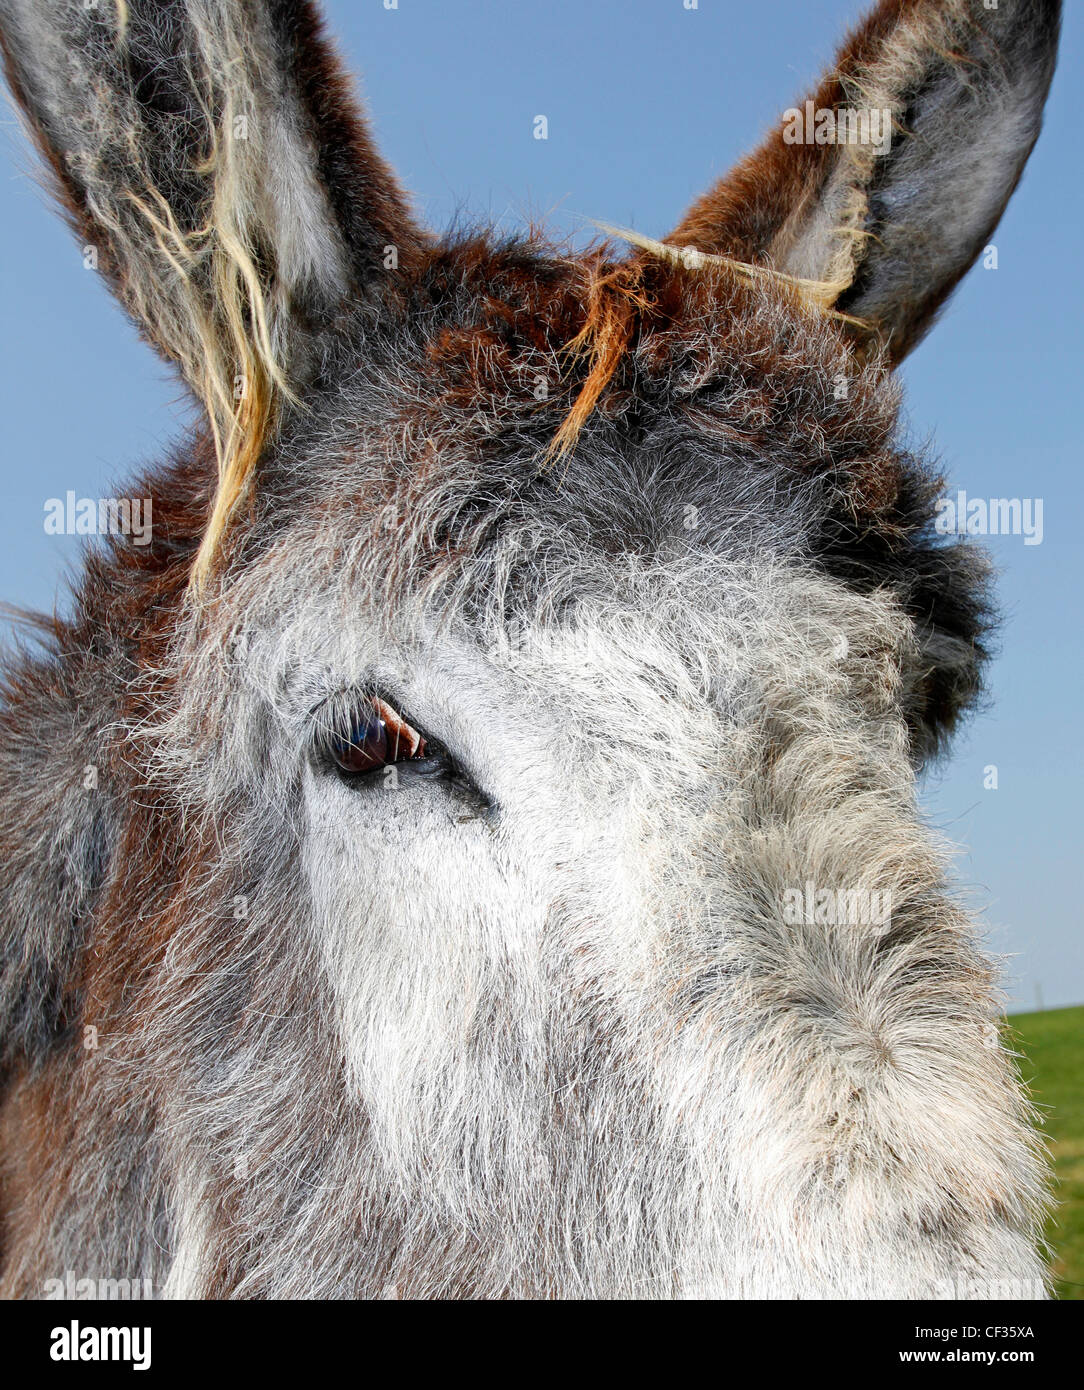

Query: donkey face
left=0, top=0, right=1060, bottom=1298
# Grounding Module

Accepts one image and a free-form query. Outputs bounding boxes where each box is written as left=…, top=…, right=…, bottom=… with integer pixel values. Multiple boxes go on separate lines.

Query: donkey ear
left=669, top=0, right=1060, bottom=362
left=0, top=0, right=424, bottom=567
left=0, top=0, right=422, bottom=377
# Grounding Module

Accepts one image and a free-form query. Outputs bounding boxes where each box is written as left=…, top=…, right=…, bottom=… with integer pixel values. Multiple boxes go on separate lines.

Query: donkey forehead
left=284, top=257, right=906, bottom=562
left=222, top=531, right=903, bottom=716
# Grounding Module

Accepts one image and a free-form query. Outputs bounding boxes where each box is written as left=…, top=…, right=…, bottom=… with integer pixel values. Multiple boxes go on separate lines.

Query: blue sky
left=1, top=0, right=1080, bottom=1008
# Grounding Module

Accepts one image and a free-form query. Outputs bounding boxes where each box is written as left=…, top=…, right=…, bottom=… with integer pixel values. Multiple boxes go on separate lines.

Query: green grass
left=1009, top=1005, right=1084, bottom=1300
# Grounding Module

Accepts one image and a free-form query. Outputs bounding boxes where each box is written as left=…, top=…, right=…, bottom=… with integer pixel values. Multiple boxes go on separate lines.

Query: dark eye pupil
left=326, top=698, right=427, bottom=776
left=331, top=715, right=389, bottom=774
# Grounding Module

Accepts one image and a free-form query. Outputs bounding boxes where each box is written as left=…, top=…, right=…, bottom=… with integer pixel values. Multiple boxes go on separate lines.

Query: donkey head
left=0, top=0, right=1060, bottom=1298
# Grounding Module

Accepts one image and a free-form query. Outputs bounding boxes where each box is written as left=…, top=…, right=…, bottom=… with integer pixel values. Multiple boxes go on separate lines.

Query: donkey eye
left=328, top=697, right=427, bottom=775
